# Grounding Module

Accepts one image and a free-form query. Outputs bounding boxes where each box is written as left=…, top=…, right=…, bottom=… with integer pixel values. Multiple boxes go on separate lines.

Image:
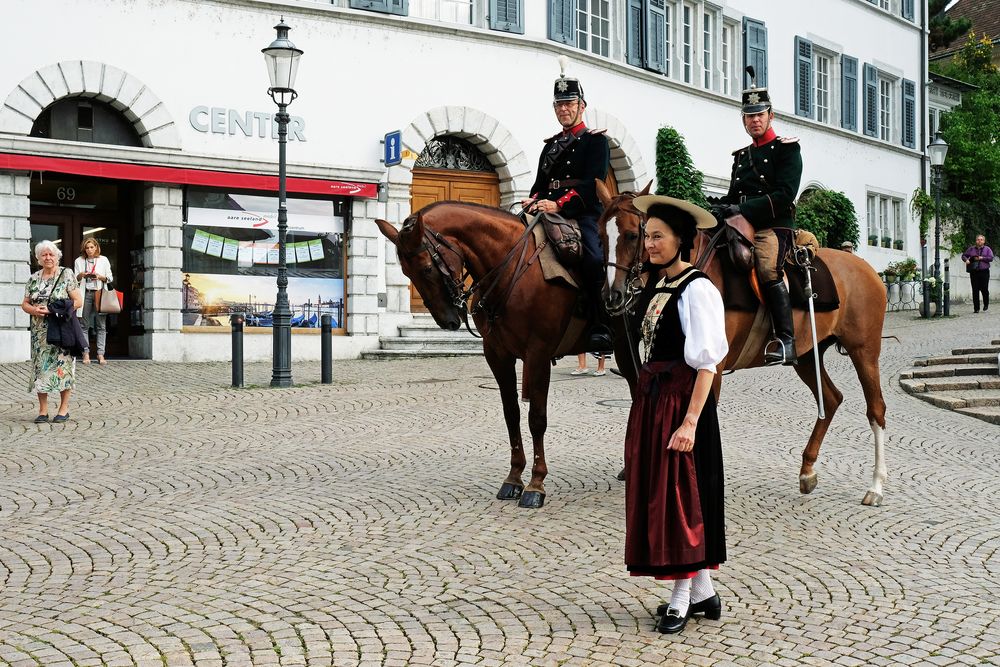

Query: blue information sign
left=383, top=130, right=402, bottom=166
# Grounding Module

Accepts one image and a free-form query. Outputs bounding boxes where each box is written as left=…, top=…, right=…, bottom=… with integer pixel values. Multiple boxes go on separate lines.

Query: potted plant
left=893, top=239, right=904, bottom=250
left=869, top=234, right=879, bottom=246
left=881, top=235, right=892, bottom=248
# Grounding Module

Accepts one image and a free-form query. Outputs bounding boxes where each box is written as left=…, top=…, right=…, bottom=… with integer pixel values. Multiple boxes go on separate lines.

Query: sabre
left=796, top=247, right=825, bottom=419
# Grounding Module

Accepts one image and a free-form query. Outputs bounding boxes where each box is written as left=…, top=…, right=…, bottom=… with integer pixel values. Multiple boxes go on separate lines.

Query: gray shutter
left=548, top=0, right=576, bottom=45
left=646, top=0, right=667, bottom=74
left=841, top=55, right=858, bottom=131
left=863, top=63, right=878, bottom=137
left=626, top=0, right=643, bottom=67
left=794, top=37, right=813, bottom=118
left=350, top=0, right=408, bottom=15
left=902, top=0, right=914, bottom=20
left=490, top=0, right=524, bottom=34
left=902, top=79, right=916, bottom=148
left=743, top=18, right=767, bottom=88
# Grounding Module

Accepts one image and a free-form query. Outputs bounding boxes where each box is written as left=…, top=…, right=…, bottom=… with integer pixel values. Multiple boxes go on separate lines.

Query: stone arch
left=586, top=108, right=650, bottom=193
left=388, top=106, right=533, bottom=210
left=0, top=60, right=181, bottom=149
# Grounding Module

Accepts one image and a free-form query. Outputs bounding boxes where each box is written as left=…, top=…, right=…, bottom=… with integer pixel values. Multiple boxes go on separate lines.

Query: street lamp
left=928, top=133, right=949, bottom=316
left=263, top=19, right=303, bottom=388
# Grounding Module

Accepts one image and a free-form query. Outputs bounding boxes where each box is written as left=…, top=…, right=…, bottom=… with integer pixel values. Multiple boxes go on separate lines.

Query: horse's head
left=596, top=179, right=651, bottom=314
left=375, top=211, right=466, bottom=331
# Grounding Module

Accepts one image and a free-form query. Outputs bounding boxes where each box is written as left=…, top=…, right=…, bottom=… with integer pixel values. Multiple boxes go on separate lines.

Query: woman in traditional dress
left=624, top=195, right=728, bottom=635
left=21, top=240, right=83, bottom=423
left=74, top=237, right=114, bottom=364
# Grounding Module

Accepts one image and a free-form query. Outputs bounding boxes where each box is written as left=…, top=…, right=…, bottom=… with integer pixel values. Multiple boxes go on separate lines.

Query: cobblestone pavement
left=1, top=306, right=999, bottom=667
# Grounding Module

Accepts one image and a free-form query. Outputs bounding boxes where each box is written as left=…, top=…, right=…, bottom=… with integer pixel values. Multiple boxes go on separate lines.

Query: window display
left=182, top=189, right=348, bottom=329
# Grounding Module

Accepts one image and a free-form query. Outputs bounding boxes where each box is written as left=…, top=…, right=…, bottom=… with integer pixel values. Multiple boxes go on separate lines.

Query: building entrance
left=29, top=176, right=137, bottom=357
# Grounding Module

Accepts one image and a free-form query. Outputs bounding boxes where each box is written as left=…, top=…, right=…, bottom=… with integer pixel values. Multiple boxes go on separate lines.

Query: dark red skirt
left=624, top=360, right=726, bottom=578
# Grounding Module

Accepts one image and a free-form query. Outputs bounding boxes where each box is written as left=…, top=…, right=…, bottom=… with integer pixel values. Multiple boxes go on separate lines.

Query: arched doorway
left=409, top=136, right=499, bottom=312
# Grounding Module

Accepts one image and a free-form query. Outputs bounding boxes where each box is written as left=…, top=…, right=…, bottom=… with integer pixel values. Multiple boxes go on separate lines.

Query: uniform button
left=760, top=175, right=765, bottom=179
left=763, top=159, right=768, bottom=163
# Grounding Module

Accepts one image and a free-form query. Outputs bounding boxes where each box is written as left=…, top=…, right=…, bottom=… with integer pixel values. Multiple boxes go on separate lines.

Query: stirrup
left=763, top=337, right=797, bottom=366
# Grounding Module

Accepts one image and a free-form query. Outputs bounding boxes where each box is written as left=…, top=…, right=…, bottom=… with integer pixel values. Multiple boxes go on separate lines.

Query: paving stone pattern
left=1, top=307, right=999, bottom=666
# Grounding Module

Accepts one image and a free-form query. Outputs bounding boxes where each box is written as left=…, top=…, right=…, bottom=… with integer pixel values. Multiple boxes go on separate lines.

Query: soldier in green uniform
left=521, top=58, right=612, bottom=352
left=715, top=67, right=803, bottom=366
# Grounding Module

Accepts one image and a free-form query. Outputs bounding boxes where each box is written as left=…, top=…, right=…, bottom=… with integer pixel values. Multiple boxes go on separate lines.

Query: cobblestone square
left=1, top=309, right=999, bottom=666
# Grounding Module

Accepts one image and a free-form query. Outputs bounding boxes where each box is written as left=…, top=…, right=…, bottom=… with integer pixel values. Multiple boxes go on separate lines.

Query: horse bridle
left=602, top=192, right=647, bottom=318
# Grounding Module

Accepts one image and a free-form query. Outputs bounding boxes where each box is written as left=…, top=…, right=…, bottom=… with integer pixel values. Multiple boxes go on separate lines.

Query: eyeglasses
left=553, top=101, right=579, bottom=109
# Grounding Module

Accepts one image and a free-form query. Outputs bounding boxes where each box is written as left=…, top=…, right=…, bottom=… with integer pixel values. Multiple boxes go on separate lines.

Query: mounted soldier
left=713, top=66, right=803, bottom=366
left=521, top=57, right=612, bottom=352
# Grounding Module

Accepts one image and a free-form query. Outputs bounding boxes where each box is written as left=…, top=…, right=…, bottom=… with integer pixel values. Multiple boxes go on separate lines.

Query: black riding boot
left=763, top=280, right=797, bottom=366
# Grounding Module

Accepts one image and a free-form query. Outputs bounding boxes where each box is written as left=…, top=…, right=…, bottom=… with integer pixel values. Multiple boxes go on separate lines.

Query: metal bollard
left=921, top=244, right=930, bottom=318
left=321, top=314, right=333, bottom=384
left=231, top=313, right=244, bottom=388
left=943, top=258, right=951, bottom=317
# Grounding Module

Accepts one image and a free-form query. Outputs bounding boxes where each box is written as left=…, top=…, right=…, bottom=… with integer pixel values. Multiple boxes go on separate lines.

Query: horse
left=375, top=201, right=642, bottom=508
left=598, top=184, right=889, bottom=506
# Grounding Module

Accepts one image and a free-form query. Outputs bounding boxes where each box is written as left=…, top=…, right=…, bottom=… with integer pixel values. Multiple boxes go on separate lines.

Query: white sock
left=691, top=569, right=715, bottom=603
left=668, top=578, right=691, bottom=615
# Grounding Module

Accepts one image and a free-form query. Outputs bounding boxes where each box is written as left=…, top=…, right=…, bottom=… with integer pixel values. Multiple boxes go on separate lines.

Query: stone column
left=348, top=197, right=401, bottom=340
left=138, top=184, right=184, bottom=359
left=0, top=172, right=32, bottom=363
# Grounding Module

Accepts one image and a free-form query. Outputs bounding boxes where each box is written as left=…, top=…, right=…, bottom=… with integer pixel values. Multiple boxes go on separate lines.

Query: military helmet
left=553, top=55, right=585, bottom=103
left=741, top=66, right=772, bottom=115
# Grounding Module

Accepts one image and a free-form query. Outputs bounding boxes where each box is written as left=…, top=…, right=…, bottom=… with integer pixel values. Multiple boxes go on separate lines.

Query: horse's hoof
left=496, top=483, right=524, bottom=500
left=799, top=473, right=818, bottom=494
left=617, top=467, right=626, bottom=482
left=861, top=490, right=883, bottom=507
left=518, top=491, right=546, bottom=508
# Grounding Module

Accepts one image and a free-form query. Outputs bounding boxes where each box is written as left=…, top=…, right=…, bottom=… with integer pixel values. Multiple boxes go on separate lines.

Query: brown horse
left=598, top=185, right=889, bottom=506
left=376, top=202, right=640, bottom=508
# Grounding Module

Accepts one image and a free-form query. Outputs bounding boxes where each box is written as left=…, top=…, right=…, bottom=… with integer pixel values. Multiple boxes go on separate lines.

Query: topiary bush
left=654, top=126, right=709, bottom=208
left=795, top=189, right=861, bottom=248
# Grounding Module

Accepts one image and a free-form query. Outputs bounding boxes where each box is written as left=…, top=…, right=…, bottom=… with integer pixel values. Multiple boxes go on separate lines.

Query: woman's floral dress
left=24, top=268, right=78, bottom=393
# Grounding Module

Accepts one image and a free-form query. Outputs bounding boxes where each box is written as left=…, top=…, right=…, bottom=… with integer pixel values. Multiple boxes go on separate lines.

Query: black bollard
left=921, top=244, right=930, bottom=318
left=231, top=313, right=244, bottom=388
left=944, top=258, right=951, bottom=317
left=321, top=314, right=333, bottom=384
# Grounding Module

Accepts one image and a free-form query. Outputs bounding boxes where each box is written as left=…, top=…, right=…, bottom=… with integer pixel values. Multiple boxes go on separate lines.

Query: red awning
left=0, top=152, right=379, bottom=198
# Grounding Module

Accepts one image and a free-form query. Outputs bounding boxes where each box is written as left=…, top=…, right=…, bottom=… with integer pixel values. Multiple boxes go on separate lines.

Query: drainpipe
left=920, top=0, right=929, bottom=195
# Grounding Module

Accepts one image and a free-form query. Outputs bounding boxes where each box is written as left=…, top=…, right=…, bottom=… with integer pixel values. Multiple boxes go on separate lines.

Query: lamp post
left=262, top=19, right=303, bottom=388
left=928, top=133, right=949, bottom=317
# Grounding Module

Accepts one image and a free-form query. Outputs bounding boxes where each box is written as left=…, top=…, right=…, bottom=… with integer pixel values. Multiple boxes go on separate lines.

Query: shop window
left=182, top=189, right=349, bottom=330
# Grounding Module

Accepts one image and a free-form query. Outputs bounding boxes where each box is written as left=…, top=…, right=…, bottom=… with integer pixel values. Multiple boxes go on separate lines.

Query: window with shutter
left=350, top=0, right=408, bottom=15
left=646, top=0, right=667, bottom=74
left=902, top=79, right=916, bottom=148
left=548, top=0, right=576, bottom=46
left=490, top=0, right=524, bottom=34
left=841, top=55, right=858, bottom=131
left=743, top=17, right=767, bottom=88
left=863, top=63, right=878, bottom=137
left=794, top=37, right=813, bottom=118
left=626, top=0, right=643, bottom=67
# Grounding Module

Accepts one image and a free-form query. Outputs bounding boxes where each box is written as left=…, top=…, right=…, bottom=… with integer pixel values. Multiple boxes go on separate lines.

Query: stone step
left=914, top=389, right=1000, bottom=410
left=899, top=364, right=999, bottom=380
left=915, top=353, right=998, bottom=367
left=398, top=324, right=480, bottom=338
left=955, top=406, right=1000, bottom=425
left=951, top=346, right=1000, bottom=355
left=379, top=336, right=482, bottom=351
left=361, top=348, right=484, bottom=360
left=899, top=376, right=1000, bottom=394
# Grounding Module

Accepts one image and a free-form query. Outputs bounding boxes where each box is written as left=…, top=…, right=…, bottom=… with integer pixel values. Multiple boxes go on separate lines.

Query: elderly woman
left=73, top=237, right=114, bottom=364
left=21, top=240, right=83, bottom=423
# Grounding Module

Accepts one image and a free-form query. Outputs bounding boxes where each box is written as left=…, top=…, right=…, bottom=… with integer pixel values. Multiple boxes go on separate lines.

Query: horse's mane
left=420, top=200, right=519, bottom=220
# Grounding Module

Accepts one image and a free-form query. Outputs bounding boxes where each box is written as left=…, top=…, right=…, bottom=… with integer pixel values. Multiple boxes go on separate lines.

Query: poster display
left=182, top=189, right=348, bottom=328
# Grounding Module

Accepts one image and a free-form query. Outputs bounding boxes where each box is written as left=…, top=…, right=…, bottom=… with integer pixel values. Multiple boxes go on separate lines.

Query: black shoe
left=656, top=607, right=691, bottom=634
left=586, top=324, right=613, bottom=353
left=763, top=335, right=797, bottom=366
left=33, top=414, right=49, bottom=423
left=52, top=413, right=70, bottom=423
left=689, top=593, right=722, bottom=620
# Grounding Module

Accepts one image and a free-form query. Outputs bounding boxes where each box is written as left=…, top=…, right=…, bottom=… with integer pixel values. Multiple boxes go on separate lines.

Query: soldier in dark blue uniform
left=715, top=67, right=803, bottom=366
left=521, top=59, right=612, bottom=351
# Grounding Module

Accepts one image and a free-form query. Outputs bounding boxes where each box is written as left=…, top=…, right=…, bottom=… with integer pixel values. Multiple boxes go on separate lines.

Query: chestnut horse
left=599, top=186, right=889, bottom=506
left=376, top=202, right=641, bottom=508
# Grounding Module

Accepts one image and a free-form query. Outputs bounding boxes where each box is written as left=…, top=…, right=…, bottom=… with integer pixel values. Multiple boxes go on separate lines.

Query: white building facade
left=0, top=0, right=929, bottom=362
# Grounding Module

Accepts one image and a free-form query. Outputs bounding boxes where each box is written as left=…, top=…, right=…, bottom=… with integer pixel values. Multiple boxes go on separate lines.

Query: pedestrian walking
left=74, top=238, right=114, bottom=364
left=623, top=195, right=728, bottom=635
left=961, top=235, right=993, bottom=313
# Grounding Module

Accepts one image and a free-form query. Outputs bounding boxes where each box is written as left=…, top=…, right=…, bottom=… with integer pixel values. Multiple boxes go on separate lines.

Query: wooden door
left=408, top=168, right=500, bottom=312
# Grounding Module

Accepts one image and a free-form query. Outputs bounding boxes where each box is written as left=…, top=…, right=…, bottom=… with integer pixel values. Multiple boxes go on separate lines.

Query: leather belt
left=548, top=178, right=584, bottom=190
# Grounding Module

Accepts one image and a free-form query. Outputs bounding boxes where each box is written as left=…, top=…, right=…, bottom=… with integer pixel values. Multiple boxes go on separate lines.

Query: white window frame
left=879, top=77, right=893, bottom=141
left=409, top=0, right=474, bottom=25
left=576, top=0, right=611, bottom=58
left=702, top=9, right=715, bottom=90
left=867, top=192, right=906, bottom=249
left=814, top=51, right=832, bottom=124
left=721, top=19, right=738, bottom=96
left=681, top=2, right=694, bottom=84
